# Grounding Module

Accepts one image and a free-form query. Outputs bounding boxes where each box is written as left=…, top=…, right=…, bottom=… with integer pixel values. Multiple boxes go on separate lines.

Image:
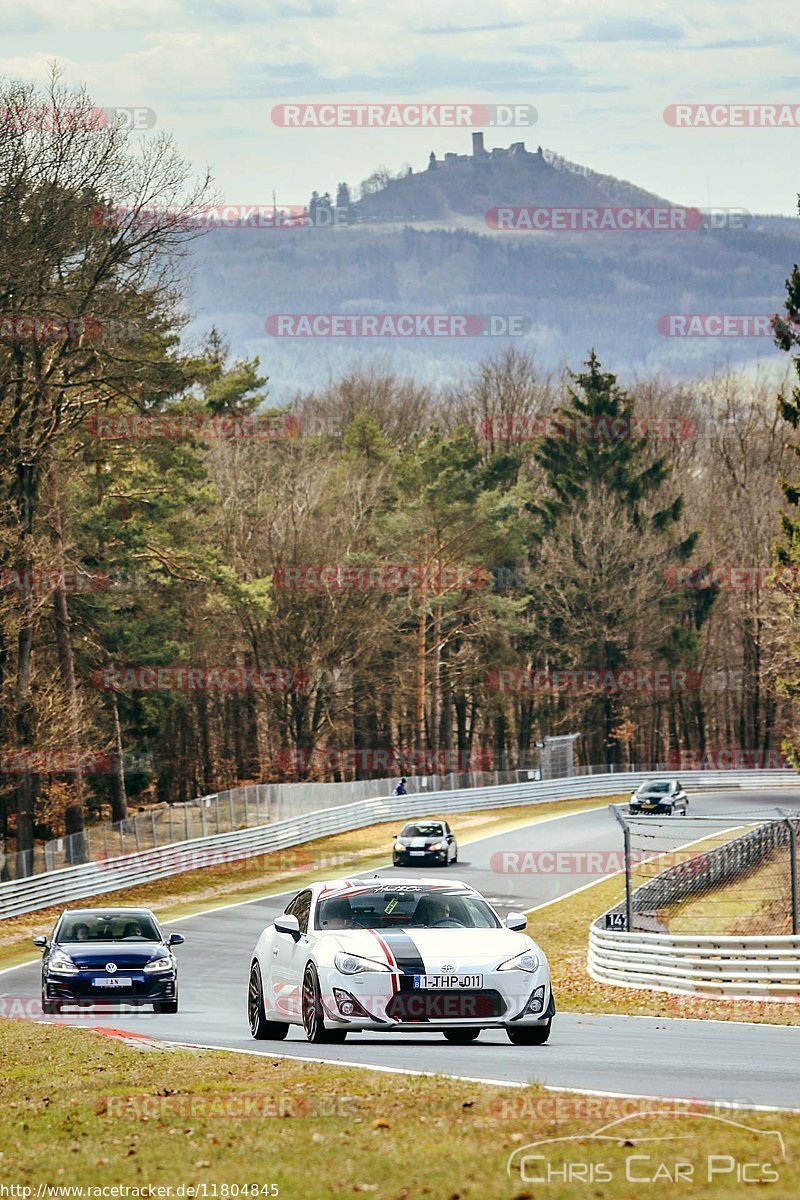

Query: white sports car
left=248, top=877, right=554, bottom=1045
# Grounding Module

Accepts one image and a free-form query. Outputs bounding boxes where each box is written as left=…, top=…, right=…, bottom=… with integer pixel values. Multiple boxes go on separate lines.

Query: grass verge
left=667, top=848, right=793, bottom=936
left=0, top=1020, right=798, bottom=1198
left=0, top=795, right=619, bottom=972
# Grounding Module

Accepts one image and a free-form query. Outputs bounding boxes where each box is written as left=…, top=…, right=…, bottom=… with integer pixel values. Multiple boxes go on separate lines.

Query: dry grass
left=1, top=1019, right=798, bottom=1198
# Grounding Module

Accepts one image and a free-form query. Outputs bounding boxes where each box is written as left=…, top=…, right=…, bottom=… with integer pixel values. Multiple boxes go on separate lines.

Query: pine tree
left=529, top=352, right=707, bottom=765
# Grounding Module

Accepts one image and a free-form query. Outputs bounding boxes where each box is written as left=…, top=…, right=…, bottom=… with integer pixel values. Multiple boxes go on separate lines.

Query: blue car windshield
left=57, top=913, right=161, bottom=943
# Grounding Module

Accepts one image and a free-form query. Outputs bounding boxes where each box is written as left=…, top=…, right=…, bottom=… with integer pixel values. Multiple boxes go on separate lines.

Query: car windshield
left=316, top=886, right=499, bottom=930
left=401, top=823, right=444, bottom=838
left=57, top=913, right=161, bottom=943
left=639, top=782, right=670, bottom=793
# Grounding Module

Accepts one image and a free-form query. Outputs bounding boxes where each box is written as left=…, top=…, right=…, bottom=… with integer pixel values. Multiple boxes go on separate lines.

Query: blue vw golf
left=34, top=907, right=183, bottom=1014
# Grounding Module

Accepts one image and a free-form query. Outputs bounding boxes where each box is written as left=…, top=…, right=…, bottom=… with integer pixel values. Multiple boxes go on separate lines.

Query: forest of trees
left=2, top=74, right=800, bottom=876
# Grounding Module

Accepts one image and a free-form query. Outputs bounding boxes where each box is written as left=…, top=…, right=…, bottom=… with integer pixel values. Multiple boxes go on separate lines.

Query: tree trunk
left=14, top=463, right=38, bottom=877
left=49, top=473, right=87, bottom=863
left=108, top=676, right=128, bottom=823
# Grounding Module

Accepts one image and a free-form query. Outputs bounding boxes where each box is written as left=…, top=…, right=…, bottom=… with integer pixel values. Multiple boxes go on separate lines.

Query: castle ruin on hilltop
left=427, top=131, right=545, bottom=170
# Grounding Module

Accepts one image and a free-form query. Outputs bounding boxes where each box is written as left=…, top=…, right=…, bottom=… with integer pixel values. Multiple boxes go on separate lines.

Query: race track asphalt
left=3, top=789, right=799, bottom=1109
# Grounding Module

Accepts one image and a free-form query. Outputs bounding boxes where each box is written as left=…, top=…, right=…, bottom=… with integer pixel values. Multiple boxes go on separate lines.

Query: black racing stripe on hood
left=379, top=930, right=426, bottom=990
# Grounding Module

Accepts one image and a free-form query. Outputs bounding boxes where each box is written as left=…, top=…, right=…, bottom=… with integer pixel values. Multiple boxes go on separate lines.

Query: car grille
left=387, top=990, right=505, bottom=1021
left=77, top=961, right=144, bottom=971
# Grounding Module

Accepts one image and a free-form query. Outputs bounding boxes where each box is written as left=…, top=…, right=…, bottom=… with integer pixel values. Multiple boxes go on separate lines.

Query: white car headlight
left=49, top=950, right=78, bottom=975
left=394, top=841, right=405, bottom=851
left=498, top=950, right=540, bottom=973
left=428, top=841, right=445, bottom=851
left=144, top=956, right=173, bottom=973
left=334, top=952, right=392, bottom=975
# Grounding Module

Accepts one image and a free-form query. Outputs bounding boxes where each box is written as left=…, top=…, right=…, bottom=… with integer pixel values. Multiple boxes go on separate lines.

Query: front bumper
left=393, top=849, right=448, bottom=865
left=44, top=971, right=177, bottom=1005
left=319, top=966, right=553, bottom=1029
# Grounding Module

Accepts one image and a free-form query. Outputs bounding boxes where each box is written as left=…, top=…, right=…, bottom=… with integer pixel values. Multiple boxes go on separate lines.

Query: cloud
left=574, top=18, right=686, bottom=43
left=417, top=22, right=527, bottom=35
left=0, top=4, right=44, bottom=34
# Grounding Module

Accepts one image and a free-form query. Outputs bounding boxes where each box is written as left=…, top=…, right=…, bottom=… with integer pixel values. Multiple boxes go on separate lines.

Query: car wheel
left=443, top=1028, right=480, bottom=1043
left=507, top=1019, right=551, bottom=1045
left=302, top=963, right=347, bottom=1044
left=154, top=997, right=179, bottom=1014
left=248, top=961, right=289, bottom=1040
left=41, top=995, right=61, bottom=1015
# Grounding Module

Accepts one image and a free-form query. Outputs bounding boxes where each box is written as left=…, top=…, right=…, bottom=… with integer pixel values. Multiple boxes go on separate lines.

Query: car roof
left=60, top=907, right=157, bottom=916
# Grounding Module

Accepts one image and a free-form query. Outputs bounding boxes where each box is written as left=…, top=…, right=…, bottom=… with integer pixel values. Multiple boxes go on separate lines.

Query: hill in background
left=183, top=134, right=800, bottom=399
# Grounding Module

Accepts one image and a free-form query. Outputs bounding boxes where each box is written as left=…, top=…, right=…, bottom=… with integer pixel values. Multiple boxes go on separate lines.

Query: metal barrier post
left=779, top=809, right=799, bottom=934
left=611, top=804, right=632, bottom=932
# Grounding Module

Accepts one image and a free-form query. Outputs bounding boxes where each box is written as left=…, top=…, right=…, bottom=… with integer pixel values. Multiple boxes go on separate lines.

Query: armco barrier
left=1, top=768, right=798, bottom=921
left=589, top=926, right=800, bottom=998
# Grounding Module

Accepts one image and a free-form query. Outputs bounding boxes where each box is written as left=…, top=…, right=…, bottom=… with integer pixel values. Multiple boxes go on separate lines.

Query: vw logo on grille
left=442, top=964, right=454, bottom=971
left=105, top=963, right=118, bottom=974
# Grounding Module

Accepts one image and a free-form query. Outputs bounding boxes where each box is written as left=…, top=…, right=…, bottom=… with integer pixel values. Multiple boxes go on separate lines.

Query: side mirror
left=33, top=935, right=49, bottom=949
left=275, top=914, right=301, bottom=940
left=505, top=913, right=527, bottom=932
left=167, top=933, right=185, bottom=947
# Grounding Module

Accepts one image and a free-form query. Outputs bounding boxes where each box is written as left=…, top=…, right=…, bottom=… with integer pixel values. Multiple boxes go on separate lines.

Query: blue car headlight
left=144, top=956, right=173, bottom=974
left=48, top=951, right=78, bottom=975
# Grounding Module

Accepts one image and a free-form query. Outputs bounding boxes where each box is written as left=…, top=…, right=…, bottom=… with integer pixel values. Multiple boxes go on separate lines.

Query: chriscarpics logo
left=506, top=1111, right=786, bottom=1188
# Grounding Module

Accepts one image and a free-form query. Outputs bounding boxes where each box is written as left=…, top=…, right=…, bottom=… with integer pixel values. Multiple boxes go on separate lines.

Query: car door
left=444, top=822, right=457, bottom=861
left=271, top=889, right=313, bottom=1017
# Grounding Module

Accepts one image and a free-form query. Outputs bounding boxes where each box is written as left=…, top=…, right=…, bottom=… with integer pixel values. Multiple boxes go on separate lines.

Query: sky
left=2, top=0, right=799, bottom=214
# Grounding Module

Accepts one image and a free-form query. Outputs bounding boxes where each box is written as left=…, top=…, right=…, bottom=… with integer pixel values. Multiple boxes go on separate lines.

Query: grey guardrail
left=589, top=927, right=800, bottom=999
left=2, top=768, right=798, bottom=920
